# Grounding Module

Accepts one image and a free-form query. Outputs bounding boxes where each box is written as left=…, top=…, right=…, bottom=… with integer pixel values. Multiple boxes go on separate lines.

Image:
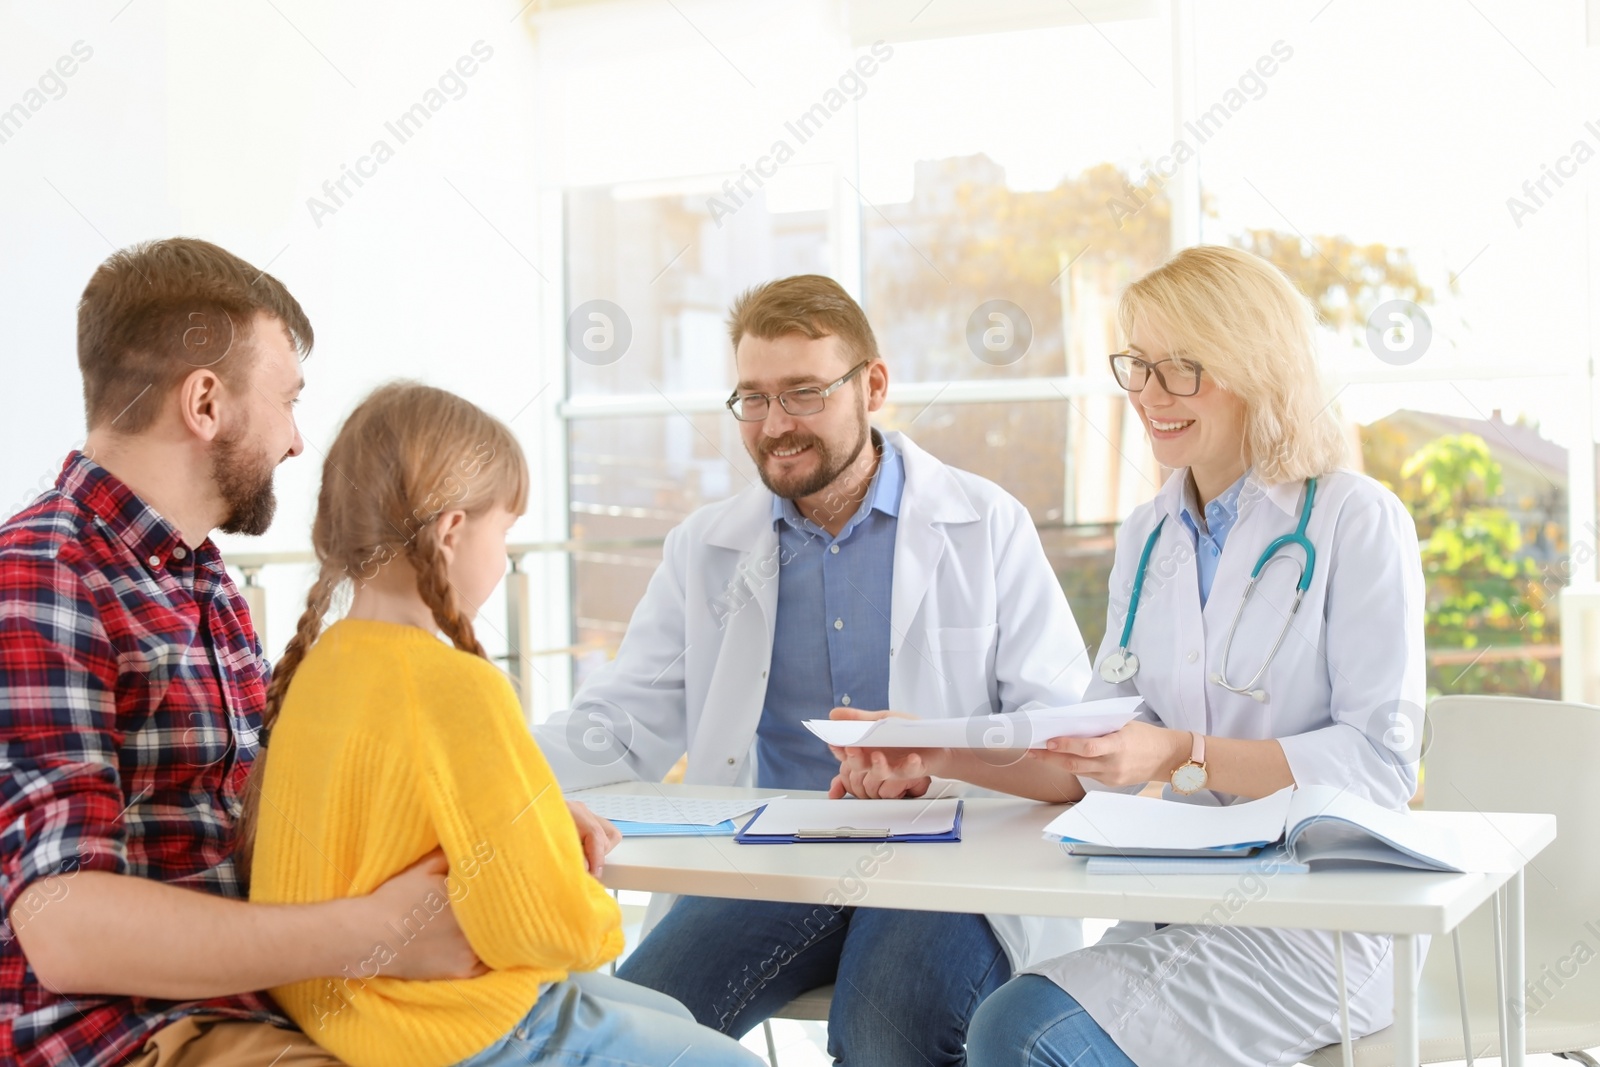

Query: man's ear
left=176, top=368, right=227, bottom=443
left=434, top=509, right=469, bottom=565
left=865, top=359, right=890, bottom=413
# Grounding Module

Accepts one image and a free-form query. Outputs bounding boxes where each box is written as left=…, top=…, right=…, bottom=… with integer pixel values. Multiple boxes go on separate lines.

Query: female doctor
left=830, top=245, right=1427, bottom=1067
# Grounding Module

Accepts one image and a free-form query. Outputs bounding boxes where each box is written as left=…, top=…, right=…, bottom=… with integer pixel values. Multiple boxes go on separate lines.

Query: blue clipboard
left=733, top=801, right=964, bottom=844
left=609, top=819, right=739, bottom=837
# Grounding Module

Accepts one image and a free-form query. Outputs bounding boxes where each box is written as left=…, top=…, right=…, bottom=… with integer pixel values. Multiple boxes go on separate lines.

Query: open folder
left=735, top=798, right=963, bottom=844
left=1044, top=785, right=1466, bottom=872
left=801, top=696, right=1145, bottom=749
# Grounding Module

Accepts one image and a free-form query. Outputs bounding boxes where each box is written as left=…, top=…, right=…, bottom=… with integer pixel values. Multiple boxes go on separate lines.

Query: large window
left=555, top=4, right=1175, bottom=679
left=1190, top=0, right=1592, bottom=699
left=544, top=0, right=1598, bottom=708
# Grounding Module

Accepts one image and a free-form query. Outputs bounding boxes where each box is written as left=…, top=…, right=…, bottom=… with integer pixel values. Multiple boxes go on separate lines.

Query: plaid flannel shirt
left=0, top=452, right=289, bottom=1067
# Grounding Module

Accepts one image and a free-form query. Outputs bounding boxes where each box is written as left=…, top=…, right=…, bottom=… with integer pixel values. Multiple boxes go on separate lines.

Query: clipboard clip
left=794, top=826, right=890, bottom=839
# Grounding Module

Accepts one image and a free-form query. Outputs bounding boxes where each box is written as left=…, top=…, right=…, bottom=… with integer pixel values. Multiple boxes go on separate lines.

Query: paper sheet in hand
left=802, top=696, right=1144, bottom=750
left=569, top=794, right=775, bottom=826
left=741, top=798, right=960, bottom=837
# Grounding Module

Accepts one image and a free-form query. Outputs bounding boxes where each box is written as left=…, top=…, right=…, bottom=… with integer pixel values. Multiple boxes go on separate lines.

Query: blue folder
left=1074, top=843, right=1311, bottom=874
left=733, top=801, right=964, bottom=844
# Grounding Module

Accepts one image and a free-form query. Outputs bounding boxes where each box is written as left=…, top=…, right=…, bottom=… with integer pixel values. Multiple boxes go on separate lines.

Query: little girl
left=241, top=382, right=760, bottom=1067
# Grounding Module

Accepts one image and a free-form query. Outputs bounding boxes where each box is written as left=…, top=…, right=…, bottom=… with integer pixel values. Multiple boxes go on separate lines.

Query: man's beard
left=211, top=425, right=278, bottom=536
left=753, top=412, right=869, bottom=502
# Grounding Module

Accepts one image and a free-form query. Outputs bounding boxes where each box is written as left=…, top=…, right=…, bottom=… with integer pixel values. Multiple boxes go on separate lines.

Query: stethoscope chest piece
left=1100, top=649, right=1140, bottom=683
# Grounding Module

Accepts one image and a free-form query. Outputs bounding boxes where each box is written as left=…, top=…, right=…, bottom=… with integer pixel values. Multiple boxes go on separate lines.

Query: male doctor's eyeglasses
left=725, top=360, right=870, bottom=422
left=1109, top=352, right=1205, bottom=397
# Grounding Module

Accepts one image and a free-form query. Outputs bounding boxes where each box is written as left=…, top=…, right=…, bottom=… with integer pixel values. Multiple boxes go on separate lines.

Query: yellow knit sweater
left=250, top=618, right=623, bottom=1067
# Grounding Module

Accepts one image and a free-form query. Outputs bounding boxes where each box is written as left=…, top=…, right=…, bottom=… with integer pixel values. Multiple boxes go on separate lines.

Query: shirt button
left=172, top=546, right=188, bottom=560
left=761, top=670, right=768, bottom=679
left=726, top=757, right=736, bottom=765
left=833, top=618, right=844, bottom=631
left=1187, top=650, right=1198, bottom=663
left=147, top=555, right=160, bottom=568
left=841, top=695, right=851, bottom=706
left=830, top=544, right=840, bottom=554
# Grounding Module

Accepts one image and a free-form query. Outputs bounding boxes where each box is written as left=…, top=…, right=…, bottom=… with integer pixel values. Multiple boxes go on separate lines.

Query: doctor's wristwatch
left=1171, top=732, right=1209, bottom=795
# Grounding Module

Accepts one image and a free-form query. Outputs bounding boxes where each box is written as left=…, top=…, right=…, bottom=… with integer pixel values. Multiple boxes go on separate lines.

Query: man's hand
left=565, top=800, right=622, bottom=876
left=360, top=849, right=486, bottom=980
left=825, top=707, right=938, bottom=799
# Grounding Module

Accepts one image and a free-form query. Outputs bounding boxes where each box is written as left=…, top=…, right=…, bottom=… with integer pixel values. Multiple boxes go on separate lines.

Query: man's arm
left=534, top=524, right=696, bottom=788
left=0, top=559, right=480, bottom=999
left=13, top=850, right=482, bottom=998
left=989, top=495, right=1094, bottom=713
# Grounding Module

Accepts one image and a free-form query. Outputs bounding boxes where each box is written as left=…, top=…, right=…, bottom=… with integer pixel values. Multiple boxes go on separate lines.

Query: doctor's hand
left=1027, top=721, right=1190, bottom=789
left=825, top=708, right=938, bottom=800
left=565, top=800, right=623, bottom=876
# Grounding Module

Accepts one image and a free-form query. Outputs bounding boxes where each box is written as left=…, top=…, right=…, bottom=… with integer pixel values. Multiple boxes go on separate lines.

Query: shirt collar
left=59, top=450, right=215, bottom=575
left=771, top=428, right=903, bottom=533
left=1178, top=468, right=1249, bottom=537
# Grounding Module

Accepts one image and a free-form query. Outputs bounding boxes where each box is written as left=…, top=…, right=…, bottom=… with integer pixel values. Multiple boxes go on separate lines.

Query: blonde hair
left=1119, top=245, right=1345, bottom=484
left=234, top=381, right=529, bottom=881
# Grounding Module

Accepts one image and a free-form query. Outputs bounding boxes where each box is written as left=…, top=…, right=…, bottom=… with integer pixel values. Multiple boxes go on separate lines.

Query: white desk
left=576, top=782, right=1556, bottom=1067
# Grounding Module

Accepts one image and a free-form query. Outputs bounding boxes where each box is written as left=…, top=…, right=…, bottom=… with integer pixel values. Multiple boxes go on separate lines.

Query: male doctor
left=536, top=274, right=1090, bottom=1066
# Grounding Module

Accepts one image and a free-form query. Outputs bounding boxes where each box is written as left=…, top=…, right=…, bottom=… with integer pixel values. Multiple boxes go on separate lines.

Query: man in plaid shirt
left=0, top=239, right=482, bottom=1067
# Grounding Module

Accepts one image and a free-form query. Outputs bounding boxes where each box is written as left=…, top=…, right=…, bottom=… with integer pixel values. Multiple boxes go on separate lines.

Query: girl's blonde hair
left=1119, top=245, right=1345, bottom=484
left=234, top=381, right=529, bottom=881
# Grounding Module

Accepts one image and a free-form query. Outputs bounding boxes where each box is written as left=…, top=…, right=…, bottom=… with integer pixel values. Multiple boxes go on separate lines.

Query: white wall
left=0, top=0, right=572, bottom=711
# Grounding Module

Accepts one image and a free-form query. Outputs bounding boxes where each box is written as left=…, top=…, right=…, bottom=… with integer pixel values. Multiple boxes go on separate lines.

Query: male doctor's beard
left=753, top=416, right=869, bottom=503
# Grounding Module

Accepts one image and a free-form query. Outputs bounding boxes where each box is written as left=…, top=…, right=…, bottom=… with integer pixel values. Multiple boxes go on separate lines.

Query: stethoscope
left=1098, top=477, right=1318, bottom=704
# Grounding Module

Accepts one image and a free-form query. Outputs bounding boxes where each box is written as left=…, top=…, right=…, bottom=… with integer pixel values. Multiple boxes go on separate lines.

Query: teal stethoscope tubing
left=1104, top=477, right=1318, bottom=702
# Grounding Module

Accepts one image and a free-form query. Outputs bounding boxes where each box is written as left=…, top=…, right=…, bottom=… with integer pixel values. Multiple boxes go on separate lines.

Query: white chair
left=761, top=985, right=833, bottom=1067
left=1305, top=695, right=1600, bottom=1065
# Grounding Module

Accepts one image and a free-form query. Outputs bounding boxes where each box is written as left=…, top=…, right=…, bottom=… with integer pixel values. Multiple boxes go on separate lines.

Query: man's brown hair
left=727, top=274, right=880, bottom=367
left=78, top=238, right=313, bottom=433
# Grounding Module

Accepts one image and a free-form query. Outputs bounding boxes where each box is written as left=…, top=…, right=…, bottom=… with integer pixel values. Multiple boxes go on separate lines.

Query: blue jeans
left=616, top=896, right=1011, bottom=1067
left=456, top=970, right=762, bottom=1066
left=966, top=975, right=1136, bottom=1067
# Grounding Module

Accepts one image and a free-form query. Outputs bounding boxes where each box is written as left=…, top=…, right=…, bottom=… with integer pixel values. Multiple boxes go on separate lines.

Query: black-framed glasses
left=1108, top=352, right=1204, bottom=397
left=725, top=359, right=870, bottom=422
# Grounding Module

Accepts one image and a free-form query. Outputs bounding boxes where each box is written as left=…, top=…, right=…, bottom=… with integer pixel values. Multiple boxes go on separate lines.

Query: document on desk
left=1047, top=786, right=1295, bottom=852
left=801, top=696, right=1145, bottom=749
left=567, top=794, right=780, bottom=836
left=1045, top=785, right=1466, bottom=872
left=736, top=798, right=963, bottom=843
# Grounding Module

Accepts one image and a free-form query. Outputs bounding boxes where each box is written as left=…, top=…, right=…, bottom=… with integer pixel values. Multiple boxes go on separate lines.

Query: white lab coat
left=1026, top=467, right=1428, bottom=1067
left=535, top=430, right=1092, bottom=972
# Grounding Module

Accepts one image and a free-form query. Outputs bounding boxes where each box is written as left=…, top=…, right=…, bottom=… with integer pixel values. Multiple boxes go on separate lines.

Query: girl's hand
left=565, top=800, right=622, bottom=876
left=825, top=708, right=938, bottom=799
left=1028, top=721, right=1190, bottom=789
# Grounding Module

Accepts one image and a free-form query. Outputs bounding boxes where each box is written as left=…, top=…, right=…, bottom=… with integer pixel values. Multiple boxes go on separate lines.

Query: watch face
left=1172, top=763, right=1208, bottom=794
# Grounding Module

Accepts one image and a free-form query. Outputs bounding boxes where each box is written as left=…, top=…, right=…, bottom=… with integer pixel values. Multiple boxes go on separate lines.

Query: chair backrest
left=1422, top=695, right=1600, bottom=1027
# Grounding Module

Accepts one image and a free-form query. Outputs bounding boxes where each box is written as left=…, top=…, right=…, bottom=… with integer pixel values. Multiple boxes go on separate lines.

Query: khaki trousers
left=126, top=1015, right=346, bottom=1067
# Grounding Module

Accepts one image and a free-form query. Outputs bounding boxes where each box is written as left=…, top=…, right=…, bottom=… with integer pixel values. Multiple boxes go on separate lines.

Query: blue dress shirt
left=756, top=432, right=904, bottom=790
left=1178, top=470, right=1249, bottom=606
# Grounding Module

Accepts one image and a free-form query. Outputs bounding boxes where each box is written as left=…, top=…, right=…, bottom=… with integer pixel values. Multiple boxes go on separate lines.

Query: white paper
left=802, top=697, right=1145, bottom=750
left=1043, top=786, right=1296, bottom=851
left=742, top=798, right=960, bottom=837
left=569, top=794, right=777, bottom=827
